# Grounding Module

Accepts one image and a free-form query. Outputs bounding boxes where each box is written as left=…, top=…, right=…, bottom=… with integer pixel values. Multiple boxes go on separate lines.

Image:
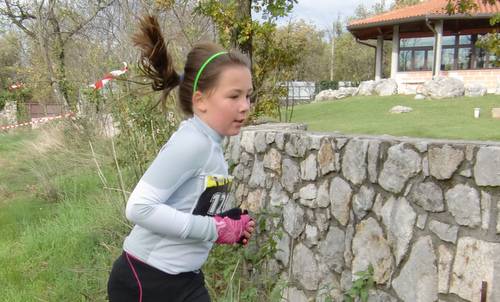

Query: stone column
left=391, top=25, right=399, bottom=79
left=433, top=20, right=443, bottom=78
left=375, top=35, right=384, bottom=81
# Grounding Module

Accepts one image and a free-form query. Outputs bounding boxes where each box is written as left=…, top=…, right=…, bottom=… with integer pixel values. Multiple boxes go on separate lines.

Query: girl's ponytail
left=132, top=15, right=180, bottom=101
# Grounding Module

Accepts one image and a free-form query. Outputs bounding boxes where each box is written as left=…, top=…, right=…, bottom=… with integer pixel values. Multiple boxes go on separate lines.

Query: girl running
left=107, top=15, right=255, bottom=302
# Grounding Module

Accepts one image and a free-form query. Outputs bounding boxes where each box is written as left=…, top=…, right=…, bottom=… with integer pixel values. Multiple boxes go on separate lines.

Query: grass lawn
left=0, top=127, right=126, bottom=301
left=287, top=94, right=500, bottom=141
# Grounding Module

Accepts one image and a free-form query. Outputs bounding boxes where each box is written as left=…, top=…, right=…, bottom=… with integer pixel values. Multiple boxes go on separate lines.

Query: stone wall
left=395, top=69, right=500, bottom=94
left=224, top=123, right=500, bottom=302
left=0, top=101, right=17, bottom=125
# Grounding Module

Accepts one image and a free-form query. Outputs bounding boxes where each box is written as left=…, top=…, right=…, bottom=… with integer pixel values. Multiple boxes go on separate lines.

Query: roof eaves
left=347, top=13, right=495, bottom=31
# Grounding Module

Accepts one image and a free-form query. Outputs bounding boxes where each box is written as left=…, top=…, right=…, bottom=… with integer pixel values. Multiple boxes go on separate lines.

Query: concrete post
left=433, top=20, right=443, bottom=78
left=391, top=25, right=400, bottom=79
left=375, top=35, right=384, bottom=81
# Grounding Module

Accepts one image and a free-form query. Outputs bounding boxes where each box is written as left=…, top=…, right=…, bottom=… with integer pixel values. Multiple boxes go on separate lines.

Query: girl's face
left=194, top=65, right=252, bottom=136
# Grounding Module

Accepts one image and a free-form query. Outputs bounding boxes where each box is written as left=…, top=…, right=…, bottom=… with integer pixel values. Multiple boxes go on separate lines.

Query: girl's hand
left=240, top=219, right=255, bottom=246
left=214, top=207, right=254, bottom=245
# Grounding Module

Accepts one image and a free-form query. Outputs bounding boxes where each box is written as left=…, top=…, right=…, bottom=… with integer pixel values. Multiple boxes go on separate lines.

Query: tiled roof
left=348, top=0, right=499, bottom=28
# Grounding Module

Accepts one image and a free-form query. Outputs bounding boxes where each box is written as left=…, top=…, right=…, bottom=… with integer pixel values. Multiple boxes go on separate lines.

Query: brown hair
left=132, top=15, right=251, bottom=116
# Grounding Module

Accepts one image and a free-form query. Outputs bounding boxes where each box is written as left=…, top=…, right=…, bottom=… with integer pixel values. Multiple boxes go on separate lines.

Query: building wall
left=395, top=69, right=500, bottom=94
left=225, top=123, right=500, bottom=302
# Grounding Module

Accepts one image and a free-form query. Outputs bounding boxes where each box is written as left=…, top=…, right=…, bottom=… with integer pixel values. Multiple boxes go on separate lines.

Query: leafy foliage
left=445, top=0, right=500, bottom=61
left=344, top=265, right=375, bottom=302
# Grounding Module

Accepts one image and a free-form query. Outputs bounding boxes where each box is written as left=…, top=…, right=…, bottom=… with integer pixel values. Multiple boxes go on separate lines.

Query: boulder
left=465, top=83, right=487, bottom=97
left=357, top=80, right=377, bottom=96
left=374, top=79, right=398, bottom=96
left=421, top=76, right=465, bottom=99
left=315, top=87, right=358, bottom=102
left=314, top=89, right=336, bottom=102
left=389, top=105, right=413, bottom=114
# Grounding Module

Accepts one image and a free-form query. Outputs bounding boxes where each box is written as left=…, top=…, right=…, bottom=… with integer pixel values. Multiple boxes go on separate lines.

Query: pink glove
left=214, top=214, right=251, bottom=244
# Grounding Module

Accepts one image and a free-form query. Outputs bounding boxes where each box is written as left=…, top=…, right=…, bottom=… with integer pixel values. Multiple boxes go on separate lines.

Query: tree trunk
left=34, top=5, right=68, bottom=108
left=234, top=0, right=252, bottom=65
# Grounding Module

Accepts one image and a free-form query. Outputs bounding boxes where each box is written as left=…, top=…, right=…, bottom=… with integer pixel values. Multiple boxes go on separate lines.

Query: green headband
left=193, top=51, right=228, bottom=94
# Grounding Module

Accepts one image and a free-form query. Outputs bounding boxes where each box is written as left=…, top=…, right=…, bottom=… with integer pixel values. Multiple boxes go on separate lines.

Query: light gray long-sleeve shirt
left=123, top=115, right=232, bottom=274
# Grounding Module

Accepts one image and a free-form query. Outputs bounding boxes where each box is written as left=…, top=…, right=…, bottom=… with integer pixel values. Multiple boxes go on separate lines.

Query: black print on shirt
left=192, top=175, right=232, bottom=217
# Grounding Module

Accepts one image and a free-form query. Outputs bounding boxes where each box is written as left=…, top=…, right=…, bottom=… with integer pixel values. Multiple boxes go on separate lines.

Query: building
left=347, top=0, right=499, bottom=93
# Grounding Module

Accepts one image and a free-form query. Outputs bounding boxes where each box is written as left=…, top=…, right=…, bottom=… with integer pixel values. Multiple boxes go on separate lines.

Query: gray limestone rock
left=429, top=220, right=458, bottom=243
left=416, top=213, right=428, bottom=230
left=275, top=132, right=285, bottom=150
left=392, top=236, right=438, bottom=302
left=316, top=180, right=330, bottom=208
left=428, top=145, right=464, bottom=180
left=422, top=76, right=465, bottom=99
left=275, top=233, right=290, bottom=266
left=265, top=132, right=275, bottom=145
left=285, top=134, right=309, bottom=158
left=375, top=79, right=398, bottom=96
left=292, top=243, right=321, bottom=290
left=381, top=196, right=417, bottom=266
left=353, top=185, right=376, bottom=219
left=318, top=139, right=336, bottom=175
left=318, top=226, right=345, bottom=273
left=282, top=158, right=300, bottom=193
left=465, top=83, right=487, bottom=97
left=450, top=237, right=500, bottom=302
left=357, top=80, right=377, bottom=96
left=481, top=191, right=491, bottom=231
left=460, top=168, right=472, bottom=178
left=228, top=135, right=241, bottom=164
left=445, top=184, right=481, bottom=227
left=254, top=131, right=267, bottom=153
left=283, top=201, right=305, bottom=238
left=329, top=177, right=352, bottom=226
left=344, top=218, right=355, bottom=268
left=269, top=180, right=289, bottom=207
left=336, top=138, right=348, bottom=150
left=474, top=147, right=500, bottom=186
left=316, top=209, right=331, bottom=233
left=379, top=144, right=421, bottom=193
left=264, top=148, right=282, bottom=174
left=367, top=290, right=398, bottom=302
left=282, top=287, right=308, bottom=302
left=301, top=153, right=318, bottom=181
left=245, top=189, right=266, bottom=212
left=352, top=218, right=394, bottom=284
left=299, top=183, right=317, bottom=200
left=437, top=244, right=453, bottom=294
left=249, top=156, right=266, bottom=188
left=240, top=130, right=255, bottom=153
left=408, top=182, right=444, bottom=212
left=304, top=224, right=319, bottom=246
left=368, top=140, right=381, bottom=183
left=342, top=139, right=369, bottom=185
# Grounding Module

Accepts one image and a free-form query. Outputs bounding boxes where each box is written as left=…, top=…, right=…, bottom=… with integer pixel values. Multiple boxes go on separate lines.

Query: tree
left=0, top=0, right=115, bottom=109
left=446, top=0, right=499, bottom=64
left=391, top=0, right=421, bottom=9
left=195, top=0, right=296, bottom=61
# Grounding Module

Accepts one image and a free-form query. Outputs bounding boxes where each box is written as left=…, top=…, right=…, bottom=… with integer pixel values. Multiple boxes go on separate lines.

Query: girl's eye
left=230, top=95, right=239, bottom=99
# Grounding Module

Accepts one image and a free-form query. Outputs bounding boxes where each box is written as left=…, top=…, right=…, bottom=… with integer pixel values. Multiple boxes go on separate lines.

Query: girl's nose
left=240, top=97, right=250, bottom=112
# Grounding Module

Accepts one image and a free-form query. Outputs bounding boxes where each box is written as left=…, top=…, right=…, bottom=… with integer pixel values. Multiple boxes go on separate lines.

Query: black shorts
left=107, top=252, right=211, bottom=302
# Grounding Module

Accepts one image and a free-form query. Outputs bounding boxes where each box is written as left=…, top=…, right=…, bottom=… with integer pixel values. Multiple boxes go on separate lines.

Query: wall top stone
left=239, top=123, right=500, bottom=147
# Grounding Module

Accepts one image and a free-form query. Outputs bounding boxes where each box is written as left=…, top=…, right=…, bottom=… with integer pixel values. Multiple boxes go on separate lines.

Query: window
left=399, top=33, right=497, bottom=71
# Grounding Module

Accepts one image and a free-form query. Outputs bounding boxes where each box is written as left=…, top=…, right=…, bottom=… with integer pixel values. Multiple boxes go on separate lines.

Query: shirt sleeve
left=125, top=131, right=218, bottom=242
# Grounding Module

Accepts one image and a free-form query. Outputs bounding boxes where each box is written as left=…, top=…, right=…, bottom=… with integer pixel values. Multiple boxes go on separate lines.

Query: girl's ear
left=192, top=91, right=207, bottom=113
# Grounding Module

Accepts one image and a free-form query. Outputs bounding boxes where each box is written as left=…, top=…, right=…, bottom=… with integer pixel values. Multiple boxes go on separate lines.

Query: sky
left=275, top=0, right=395, bottom=31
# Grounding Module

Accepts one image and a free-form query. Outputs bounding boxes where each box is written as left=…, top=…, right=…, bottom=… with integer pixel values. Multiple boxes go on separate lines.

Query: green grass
left=0, top=127, right=127, bottom=301
left=287, top=95, right=500, bottom=141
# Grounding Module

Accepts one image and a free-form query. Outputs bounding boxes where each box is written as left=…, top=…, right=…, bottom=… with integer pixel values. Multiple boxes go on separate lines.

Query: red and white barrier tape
left=0, top=112, right=75, bottom=131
